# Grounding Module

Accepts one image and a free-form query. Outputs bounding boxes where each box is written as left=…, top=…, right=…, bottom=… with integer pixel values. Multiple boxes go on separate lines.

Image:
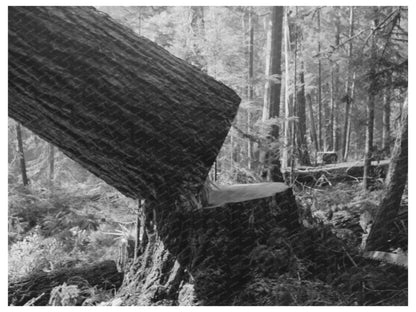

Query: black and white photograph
left=7, top=2, right=409, bottom=307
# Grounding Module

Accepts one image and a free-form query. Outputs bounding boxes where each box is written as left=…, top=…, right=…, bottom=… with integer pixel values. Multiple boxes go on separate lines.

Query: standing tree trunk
left=189, top=6, right=207, bottom=72
left=15, top=123, right=29, bottom=186
left=290, top=9, right=298, bottom=179
left=332, top=11, right=341, bottom=155
left=307, top=93, right=319, bottom=159
left=322, top=84, right=328, bottom=152
left=344, top=72, right=356, bottom=161
left=282, top=7, right=290, bottom=171
left=297, top=61, right=311, bottom=166
left=48, top=143, right=55, bottom=188
left=263, top=6, right=284, bottom=182
left=342, top=6, right=355, bottom=161
left=365, top=96, right=407, bottom=251
left=363, top=9, right=378, bottom=190
left=382, top=72, right=392, bottom=156
left=329, top=68, right=335, bottom=151
left=260, top=13, right=272, bottom=172
left=247, top=7, right=255, bottom=169
left=317, top=8, right=322, bottom=151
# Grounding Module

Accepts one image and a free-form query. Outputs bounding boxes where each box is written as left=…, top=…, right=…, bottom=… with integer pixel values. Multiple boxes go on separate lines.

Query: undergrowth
left=8, top=182, right=137, bottom=305
left=8, top=179, right=408, bottom=306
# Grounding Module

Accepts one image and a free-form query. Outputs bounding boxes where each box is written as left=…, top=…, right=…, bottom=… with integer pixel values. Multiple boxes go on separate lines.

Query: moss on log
left=8, top=6, right=240, bottom=200
left=8, top=260, right=123, bottom=306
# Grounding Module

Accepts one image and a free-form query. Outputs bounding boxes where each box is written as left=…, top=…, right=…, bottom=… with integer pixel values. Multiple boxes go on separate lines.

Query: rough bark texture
left=296, top=68, right=311, bottom=166
left=48, top=143, right=55, bottom=186
left=382, top=72, right=392, bottom=155
left=9, top=6, right=240, bottom=200
left=15, top=123, right=29, bottom=186
left=246, top=7, right=255, bottom=169
left=317, top=9, right=322, bottom=150
left=189, top=6, right=207, bottom=71
left=8, top=260, right=123, bottom=306
left=282, top=8, right=290, bottom=170
left=118, top=183, right=300, bottom=305
left=363, top=9, right=378, bottom=190
left=365, top=96, right=407, bottom=252
left=344, top=72, right=356, bottom=161
left=263, top=6, right=284, bottom=182
left=342, top=6, right=355, bottom=161
left=332, top=11, right=341, bottom=155
left=306, top=93, right=319, bottom=154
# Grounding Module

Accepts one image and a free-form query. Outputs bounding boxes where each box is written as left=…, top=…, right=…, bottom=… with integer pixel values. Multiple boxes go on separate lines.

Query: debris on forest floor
left=8, top=178, right=408, bottom=306
left=295, top=181, right=408, bottom=252
left=8, top=260, right=123, bottom=306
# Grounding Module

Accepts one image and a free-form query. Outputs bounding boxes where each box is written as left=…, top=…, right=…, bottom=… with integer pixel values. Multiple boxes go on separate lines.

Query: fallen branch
left=9, top=260, right=123, bottom=306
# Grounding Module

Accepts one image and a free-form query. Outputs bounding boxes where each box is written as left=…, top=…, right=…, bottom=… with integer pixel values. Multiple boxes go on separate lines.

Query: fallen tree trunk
left=118, top=183, right=300, bottom=305
left=286, top=160, right=389, bottom=185
left=8, top=260, right=123, bottom=306
left=8, top=6, right=240, bottom=200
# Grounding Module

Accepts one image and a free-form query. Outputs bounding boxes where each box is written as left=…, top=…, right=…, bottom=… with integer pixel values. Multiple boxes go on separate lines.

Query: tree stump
left=119, top=183, right=300, bottom=305
left=8, top=7, right=301, bottom=305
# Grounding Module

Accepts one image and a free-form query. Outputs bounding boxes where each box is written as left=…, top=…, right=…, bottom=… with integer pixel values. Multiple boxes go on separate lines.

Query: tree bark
left=344, top=72, right=356, bottom=161
left=9, top=6, right=240, bottom=200
left=363, top=9, right=378, bottom=190
left=294, top=15, right=310, bottom=166
left=317, top=9, right=322, bottom=151
left=290, top=9, right=298, bottom=180
left=306, top=93, right=319, bottom=157
left=282, top=7, right=290, bottom=171
left=262, top=6, right=284, bottom=182
left=330, top=68, right=335, bottom=152
left=332, top=11, right=341, bottom=155
left=15, top=123, right=29, bottom=186
left=118, top=183, right=300, bottom=305
left=247, top=7, right=255, bottom=169
left=382, top=72, right=392, bottom=156
left=365, top=96, right=407, bottom=251
left=48, top=143, right=55, bottom=187
left=296, top=64, right=311, bottom=166
left=8, top=7, right=300, bottom=307
left=189, top=6, right=207, bottom=71
left=342, top=6, right=355, bottom=161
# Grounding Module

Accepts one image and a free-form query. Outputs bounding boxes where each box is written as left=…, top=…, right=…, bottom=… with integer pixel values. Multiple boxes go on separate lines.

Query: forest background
left=4, top=0, right=412, bottom=307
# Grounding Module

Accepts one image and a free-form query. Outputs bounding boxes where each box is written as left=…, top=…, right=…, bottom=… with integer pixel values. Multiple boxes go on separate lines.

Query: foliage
left=237, top=275, right=349, bottom=305
left=8, top=232, right=82, bottom=282
left=49, top=283, right=81, bottom=306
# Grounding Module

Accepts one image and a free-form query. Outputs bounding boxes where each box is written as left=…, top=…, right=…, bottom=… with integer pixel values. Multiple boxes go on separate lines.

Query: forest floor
left=8, top=177, right=408, bottom=306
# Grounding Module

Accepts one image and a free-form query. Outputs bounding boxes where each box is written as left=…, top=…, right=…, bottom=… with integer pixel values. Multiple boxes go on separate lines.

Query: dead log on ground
left=285, top=160, right=389, bottom=185
left=8, top=260, right=123, bottom=306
